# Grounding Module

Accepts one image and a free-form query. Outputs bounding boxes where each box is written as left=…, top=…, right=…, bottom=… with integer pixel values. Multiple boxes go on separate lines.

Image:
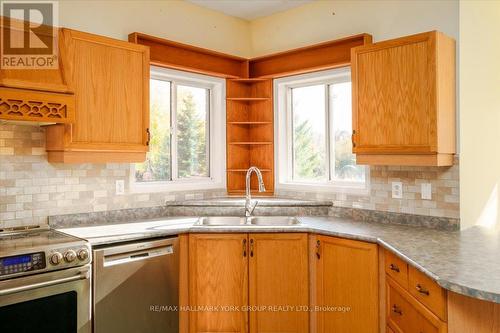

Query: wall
left=58, top=0, right=252, bottom=58
left=249, top=0, right=458, bottom=57
left=459, top=0, right=500, bottom=230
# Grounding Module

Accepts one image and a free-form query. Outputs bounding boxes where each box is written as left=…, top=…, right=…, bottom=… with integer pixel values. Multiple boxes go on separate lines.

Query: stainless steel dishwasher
left=93, top=237, right=179, bottom=333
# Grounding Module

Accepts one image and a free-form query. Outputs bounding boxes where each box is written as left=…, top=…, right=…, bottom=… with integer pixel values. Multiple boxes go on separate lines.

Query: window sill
left=130, top=179, right=225, bottom=193
left=277, top=181, right=370, bottom=195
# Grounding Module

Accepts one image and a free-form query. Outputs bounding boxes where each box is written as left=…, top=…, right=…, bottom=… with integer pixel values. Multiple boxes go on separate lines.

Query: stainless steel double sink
left=196, top=216, right=300, bottom=226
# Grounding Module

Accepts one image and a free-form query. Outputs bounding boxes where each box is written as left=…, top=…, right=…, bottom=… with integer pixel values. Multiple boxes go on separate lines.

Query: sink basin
left=248, top=216, right=300, bottom=226
left=197, top=216, right=247, bottom=226
left=196, top=216, right=300, bottom=226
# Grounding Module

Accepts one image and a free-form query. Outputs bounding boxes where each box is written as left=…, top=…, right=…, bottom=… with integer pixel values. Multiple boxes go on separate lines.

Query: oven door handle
left=0, top=272, right=89, bottom=296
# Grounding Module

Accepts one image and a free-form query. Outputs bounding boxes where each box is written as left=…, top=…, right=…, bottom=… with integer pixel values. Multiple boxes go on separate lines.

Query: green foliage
left=293, top=119, right=325, bottom=180
left=177, top=90, right=208, bottom=178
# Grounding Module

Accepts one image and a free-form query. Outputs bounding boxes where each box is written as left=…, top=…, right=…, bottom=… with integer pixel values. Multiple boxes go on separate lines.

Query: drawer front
left=385, top=251, right=409, bottom=289
left=408, top=266, right=447, bottom=321
left=387, top=281, right=442, bottom=333
left=387, top=282, right=420, bottom=333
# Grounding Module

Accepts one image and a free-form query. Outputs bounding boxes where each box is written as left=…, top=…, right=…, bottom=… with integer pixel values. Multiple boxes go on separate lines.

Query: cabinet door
left=188, top=234, right=248, bottom=333
left=249, top=233, right=309, bottom=333
left=312, top=235, right=378, bottom=333
left=62, top=29, right=149, bottom=151
left=352, top=32, right=436, bottom=154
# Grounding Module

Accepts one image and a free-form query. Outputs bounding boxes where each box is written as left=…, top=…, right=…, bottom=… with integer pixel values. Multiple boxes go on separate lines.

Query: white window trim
left=130, top=67, right=226, bottom=193
left=274, top=68, right=370, bottom=195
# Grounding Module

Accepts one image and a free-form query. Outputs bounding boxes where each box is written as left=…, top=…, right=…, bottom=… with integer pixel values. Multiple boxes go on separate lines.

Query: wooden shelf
left=226, top=97, right=270, bottom=101
left=226, top=78, right=274, bottom=195
left=228, top=121, right=272, bottom=125
left=227, top=169, right=272, bottom=172
left=228, top=142, right=272, bottom=145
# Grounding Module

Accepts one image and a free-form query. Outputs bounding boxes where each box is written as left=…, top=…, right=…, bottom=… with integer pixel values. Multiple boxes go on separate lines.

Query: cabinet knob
left=416, top=284, right=430, bottom=296
left=392, top=304, right=403, bottom=316
left=389, top=263, right=400, bottom=272
left=242, top=239, right=247, bottom=257
left=250, top=239, right=254, bottom=257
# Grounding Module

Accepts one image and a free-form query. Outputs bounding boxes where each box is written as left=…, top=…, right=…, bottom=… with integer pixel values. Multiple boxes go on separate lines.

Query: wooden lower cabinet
left=188, top=234, right=248, bottom=333
left=310, top=235, right=379, bottom=333
left=249, top=233, right=309, bottom=333
left=386, top=275, right=447, bottom=333
left=186, top=233, right=309, bottom=333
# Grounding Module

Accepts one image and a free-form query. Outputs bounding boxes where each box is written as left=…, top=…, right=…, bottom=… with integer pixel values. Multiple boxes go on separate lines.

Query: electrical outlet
left=115, top=180, right=125, bottom=195
left=421, top=183, right=432, bottom=200
left=391, top=181, right=403, bottom=199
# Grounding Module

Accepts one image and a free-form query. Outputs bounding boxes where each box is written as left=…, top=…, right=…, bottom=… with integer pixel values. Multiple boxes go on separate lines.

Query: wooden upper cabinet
left=45, top=28, right=150, bottom=163
left=188, top=234, right=248, bottom=333
left=351, top=31, right=456, bottom=166
left=249, top=233, right=309, bottom=333
left=0, top=18, right=75, bottom=123
left=311, top=235, right=379, bottom=333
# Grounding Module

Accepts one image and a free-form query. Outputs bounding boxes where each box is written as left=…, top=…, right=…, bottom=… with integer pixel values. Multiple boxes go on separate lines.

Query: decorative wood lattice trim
left=0, top=87, right=74, bottom=123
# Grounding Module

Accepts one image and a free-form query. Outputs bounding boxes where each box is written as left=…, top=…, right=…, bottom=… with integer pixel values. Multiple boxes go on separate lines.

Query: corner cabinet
left=45, top=29, right=150, bottom=163
left=185, top=233, right=308, bottom=333
left=351, top=31, right=456, bottom=166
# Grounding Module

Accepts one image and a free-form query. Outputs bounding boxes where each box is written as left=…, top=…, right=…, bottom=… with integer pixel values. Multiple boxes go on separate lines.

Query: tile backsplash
left=0, top=124, right=225, bottom=228
left=0, top=124, right=459, bottom=228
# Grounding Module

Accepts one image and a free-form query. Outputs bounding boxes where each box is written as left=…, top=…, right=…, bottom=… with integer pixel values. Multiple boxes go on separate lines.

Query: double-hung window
left=276, top=67, right=367, bottom=192
left=132, top=67, right=225, bottom=191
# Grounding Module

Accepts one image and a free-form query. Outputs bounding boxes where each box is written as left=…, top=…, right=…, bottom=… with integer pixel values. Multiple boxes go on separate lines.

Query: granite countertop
left=57, top=216, right=500, bottom=304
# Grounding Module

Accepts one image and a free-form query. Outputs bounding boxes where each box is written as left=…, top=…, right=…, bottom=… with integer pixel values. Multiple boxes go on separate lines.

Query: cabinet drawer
left=385, top=251, right=409, bottom=289
left=408, top=266, right=447, bottom=321
left=387, top=278, right=446, bottom=333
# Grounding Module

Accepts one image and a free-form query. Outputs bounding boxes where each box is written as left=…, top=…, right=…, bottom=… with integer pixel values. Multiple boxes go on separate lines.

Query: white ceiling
left=187, top=0, right=313, bottom=20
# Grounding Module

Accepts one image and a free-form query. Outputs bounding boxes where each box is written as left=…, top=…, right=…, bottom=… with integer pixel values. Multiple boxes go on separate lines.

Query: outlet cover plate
left=392, top=181, right=403, bottom=199
left=421, top=183, right=432, bottom=200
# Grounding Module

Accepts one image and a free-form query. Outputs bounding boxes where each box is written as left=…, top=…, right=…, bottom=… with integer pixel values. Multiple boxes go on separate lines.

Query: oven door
left=0, top=264, right=91, bottom=333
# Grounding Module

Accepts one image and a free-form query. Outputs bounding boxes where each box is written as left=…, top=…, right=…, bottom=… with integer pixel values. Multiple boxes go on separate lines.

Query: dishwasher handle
left=103, top=244, right=174, bottom=267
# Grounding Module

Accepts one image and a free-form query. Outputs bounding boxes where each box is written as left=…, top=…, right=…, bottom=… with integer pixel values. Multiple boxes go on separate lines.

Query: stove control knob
left=50, top=252, right=63, bottom=265
left=64, top=250, right=77, bottom=263
left=77, top=249, right=89, bottom=261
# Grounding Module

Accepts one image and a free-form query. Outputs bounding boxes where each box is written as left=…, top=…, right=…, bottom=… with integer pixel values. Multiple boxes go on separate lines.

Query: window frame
left=130, top=67, right=226, bottom=193
left=275, top=67, right=369, bottom=194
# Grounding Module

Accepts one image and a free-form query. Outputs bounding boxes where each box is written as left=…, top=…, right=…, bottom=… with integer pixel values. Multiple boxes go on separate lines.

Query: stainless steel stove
left=0, top=227, right=91, bottom=333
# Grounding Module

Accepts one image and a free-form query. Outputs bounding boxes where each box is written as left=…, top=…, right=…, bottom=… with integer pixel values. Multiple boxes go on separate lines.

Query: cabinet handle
left=316, top=240, right=321, bottom=260
left=416, top=284, right=430, bottom=296
left=392, top=304, right=403, bottom=316
left=146, top=128, right=151, bottom=146
left=250, top=239, right=254, bottom=257
left=389, top=264, right=400, bottom=273
left=352, top=130, right=356, bottom=148
left=242, top=239, right=247, bottom=257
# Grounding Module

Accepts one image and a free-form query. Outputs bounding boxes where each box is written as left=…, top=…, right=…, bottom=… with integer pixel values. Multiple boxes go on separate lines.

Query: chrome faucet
left=245, top=166, right=266, bottom=217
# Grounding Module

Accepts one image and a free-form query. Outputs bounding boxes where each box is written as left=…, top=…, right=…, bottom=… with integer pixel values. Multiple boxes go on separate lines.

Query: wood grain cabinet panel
left=310, top=235, right=379, bottom=333
left=351, top=31, right=456, bottom=166
left=188, top=234, right=249, bottom=333
left=249, top=233, right=309, bottom=333
left=45, top=28, right=150, bottom=163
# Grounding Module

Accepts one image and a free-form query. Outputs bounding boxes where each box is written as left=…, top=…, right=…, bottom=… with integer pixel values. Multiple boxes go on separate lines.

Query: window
left=276, top=68, right=367, bottom=192
left=132, top=67, right=225, bottom=192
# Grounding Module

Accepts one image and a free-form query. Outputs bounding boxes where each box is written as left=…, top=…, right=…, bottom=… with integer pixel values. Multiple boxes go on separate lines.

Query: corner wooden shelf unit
left=226, top=78, right=274, bottom=195
left=129, top=32, right=372, bottom=196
